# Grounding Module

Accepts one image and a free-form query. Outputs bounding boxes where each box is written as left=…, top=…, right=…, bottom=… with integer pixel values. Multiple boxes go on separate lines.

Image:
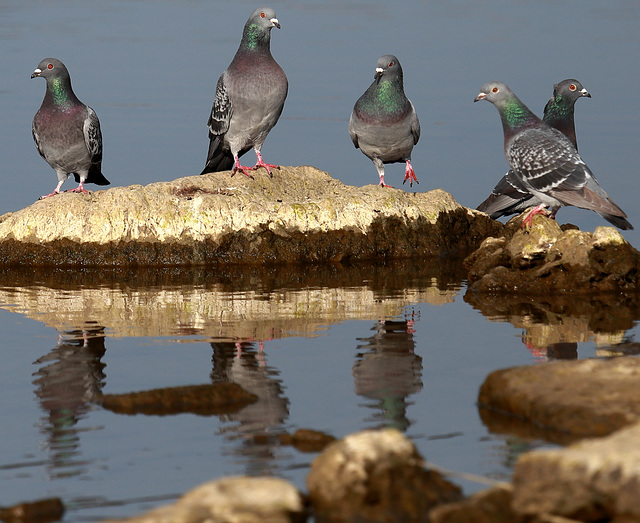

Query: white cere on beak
left=33, top=68, right=42, bottom=74
left=375, top=67, right=384, bottom=74
left=271, top=17, right=280, bottom=28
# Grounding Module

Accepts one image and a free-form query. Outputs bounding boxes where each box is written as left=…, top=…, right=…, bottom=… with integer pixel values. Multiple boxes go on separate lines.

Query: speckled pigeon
left=201, top=7, right=288, bottom=178
left=474, top=81, right=632, bottom=230
left=477, top=79, right=591, bottom=220
left=31, top=58, right=109, bottom=199
left=349, top=55, right=420, bottom=188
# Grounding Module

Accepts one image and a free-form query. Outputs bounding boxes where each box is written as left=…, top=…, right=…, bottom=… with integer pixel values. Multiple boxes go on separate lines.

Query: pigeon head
left=31, top=58, right=69, bottom=81
left=473, top=81, right=514, bottom=105
left=241, top=7, right=280, bottom=50
left=553, top=79, right=591, bottom=103
left=475, top=81, right=539, bottom=132
left=374, top=55, right=403, bottom=82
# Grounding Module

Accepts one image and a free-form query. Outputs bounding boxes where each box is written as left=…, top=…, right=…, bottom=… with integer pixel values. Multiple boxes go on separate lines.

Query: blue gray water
left=0, top=1, right=639, bottom=520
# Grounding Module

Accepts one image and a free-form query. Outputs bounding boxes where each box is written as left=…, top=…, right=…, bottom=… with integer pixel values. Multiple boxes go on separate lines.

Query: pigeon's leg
left=39, top=178, right=66, bottom=200
left=252, top=150, right=280, bottom=177
left=373, top=159, right=393, bottom=188
left=402, top=159, right=419, bottom=187
left=522, top=204, right=549, bottom=229
left=67, top=178, right=90, bottom=194
left=230, top=154, right=255, bottom=179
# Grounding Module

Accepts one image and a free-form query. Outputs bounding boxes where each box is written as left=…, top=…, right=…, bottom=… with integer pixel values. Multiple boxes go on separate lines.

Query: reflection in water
left=32, top=325, right=106, bottom=479
left=211, top=342, right=290, bottom=476
left=353, top=315, right=422, bottom=431
left=464, top=290, right=640, bottom=361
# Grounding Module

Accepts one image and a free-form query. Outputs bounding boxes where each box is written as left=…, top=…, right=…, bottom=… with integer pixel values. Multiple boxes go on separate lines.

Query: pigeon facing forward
left=474, top=81, right=632, bottom=230
left=201, top=7, right=288, bottom=178
left=477, top=79, right=591, bottom=219
left=31, top=58, right=109, bottom=199
left=349, top=55, right=420, bottom=188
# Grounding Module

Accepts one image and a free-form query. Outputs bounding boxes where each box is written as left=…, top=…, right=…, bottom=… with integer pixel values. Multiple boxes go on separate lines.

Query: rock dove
left=201, top=7, right=288, bottom=178
left=477, top=79, right=591, bottom=219
left=474, top=81, right=632, bottom=230
left=31, top=58, right=109, bottom=199
left=349, top=55, right=420, bottom=188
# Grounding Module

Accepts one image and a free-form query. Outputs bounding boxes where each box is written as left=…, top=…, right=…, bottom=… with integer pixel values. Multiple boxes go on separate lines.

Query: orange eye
left=47, top=63, right=53, bottom=69
left=260, top=12, right=265, bottom=17
left=492, top=86, right=498, bottom=93
left=388, top=61, right=394, bottom=67
left=569, top=84, right=576, bottom=91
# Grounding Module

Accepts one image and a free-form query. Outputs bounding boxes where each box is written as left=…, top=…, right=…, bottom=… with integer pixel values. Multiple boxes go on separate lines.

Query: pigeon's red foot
left=252, top=152, right=279, bottom=177
left=522, top=204, right=549, bottom=229
left=376, top=174, right=393, bottom=188
left=402, top=160, right=419, bottom=187
left=231, top=156, right=255, bottom=179
left=67, top=186, right=90, bottom=194
left=39, top=190, right=61, bottom=200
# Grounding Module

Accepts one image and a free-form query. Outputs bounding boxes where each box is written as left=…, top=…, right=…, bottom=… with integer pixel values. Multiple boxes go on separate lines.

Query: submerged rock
left=478, top=356, right=640, bottom=443
left=465, top=213, right=639, bottom=293
left=0, top=166, right=500, bottom=267
left=306, top=428, right=462, bottom=522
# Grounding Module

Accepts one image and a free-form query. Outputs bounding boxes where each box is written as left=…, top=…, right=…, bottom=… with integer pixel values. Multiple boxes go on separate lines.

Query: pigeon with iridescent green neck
left=31, top=58, right=109, bottom=199
left=201, top=7, right=288, bottom=178
left=475, top=81, right=631, bottom=230
left=349, top=55, right=420, bottom=188
left=477, top=79, right=591, bottom=219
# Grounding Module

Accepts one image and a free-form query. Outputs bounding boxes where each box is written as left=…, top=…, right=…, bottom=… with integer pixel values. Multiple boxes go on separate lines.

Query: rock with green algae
left=465, top=212, right=640, bottom=293
left=0, top=166, right=500, bottom=266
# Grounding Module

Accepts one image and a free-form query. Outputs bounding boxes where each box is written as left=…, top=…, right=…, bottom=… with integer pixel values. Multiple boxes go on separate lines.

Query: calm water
left=0, top=1, right=639, bottom=520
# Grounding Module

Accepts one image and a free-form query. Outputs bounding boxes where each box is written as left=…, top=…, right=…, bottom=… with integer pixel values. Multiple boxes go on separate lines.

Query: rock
left=0, top=166, right=501, bottom=267
left=277, top=429, right=337, bottom=453
left=102, top=476, right=305, bottom=523
left=99, top=383, right=258, bottom=416
left=0, top=497, right=64, bottom=523
left=512, top=422, right=640, bottom=522
left=465, top=213, right=640, bottom=293
left=306, top=428, right=462, bottom=522
left=478, top=356, right=640, bottom=443
left=428, top=484, right=517, bottom=523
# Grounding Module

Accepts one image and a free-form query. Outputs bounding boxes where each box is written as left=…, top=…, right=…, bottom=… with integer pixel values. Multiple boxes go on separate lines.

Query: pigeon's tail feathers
left=74, top=165, right=110, bottom=186
left=477, top=192, right=533, bottom=220
left=201, top=135, right=234, bottom=175
left=598, top=213, right=634, bottom=231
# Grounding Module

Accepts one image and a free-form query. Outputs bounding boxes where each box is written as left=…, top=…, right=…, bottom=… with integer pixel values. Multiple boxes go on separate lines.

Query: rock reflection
left=353, top=315, right=422, bottom=431
left=211, top=342, right=290, bottom=476
left=32, top=324, right=106, bottom=478
left=464, top=291, right=640, bottom=361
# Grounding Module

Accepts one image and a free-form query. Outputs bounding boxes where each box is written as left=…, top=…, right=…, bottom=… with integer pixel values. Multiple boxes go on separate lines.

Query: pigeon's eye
left=47, top=63, right=54, bottom=70
left=569, top=84, right=576, bottom=91
left=260, top=12, right=266, bottom=18
left=492, top=86, right=499, bottom=93
left=388, top=61, right=394, bottom=67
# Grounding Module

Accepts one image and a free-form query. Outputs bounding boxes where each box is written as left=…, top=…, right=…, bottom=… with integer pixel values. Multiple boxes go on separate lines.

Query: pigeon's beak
left=270, top=17, right=280, bottom=29
left=374, top=67, right=384, bottom=80
left=31, top=68, right=42, bottom=79
left=581, top=88, right=591, bottom=98
left=474, top=92, right=486, bottom=102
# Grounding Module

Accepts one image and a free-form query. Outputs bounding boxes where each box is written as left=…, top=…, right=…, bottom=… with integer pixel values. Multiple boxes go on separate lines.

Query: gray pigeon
left=349, top=55, right=420, bottom=188
left=474, top=81, right=632, bottom=230
left=31, top=58, right=109, bottom=199
left=201, top=7, right=288, bottom=178
left=477, top=79, right=591, bottom=220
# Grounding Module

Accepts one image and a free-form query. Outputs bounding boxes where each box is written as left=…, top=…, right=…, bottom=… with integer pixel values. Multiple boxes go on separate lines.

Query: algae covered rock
left=0, top=166, right=500, bottom=267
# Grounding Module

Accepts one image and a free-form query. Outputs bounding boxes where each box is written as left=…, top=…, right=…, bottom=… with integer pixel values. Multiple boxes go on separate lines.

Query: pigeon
left=349, top=55, right=420, bottom=188
left=201, top=7, right=288, bottom=178
left=31, top=58, right=109, bottom=199
left=477, top=79, right=591, bottom=219
left=474, top=81, right=632, bottom=230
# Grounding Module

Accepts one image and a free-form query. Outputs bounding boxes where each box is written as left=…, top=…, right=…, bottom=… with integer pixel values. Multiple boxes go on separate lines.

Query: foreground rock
left=465, top=213, right=639, bottom=293
left=0, top=166, right=500, bottom=266
left=103, top=476, right=306, bottom=523
left=307, top=428, right=462, bottom=522
left=478, top=356, right=640, bottom=444
left=513, top=422, right=640, bottom=522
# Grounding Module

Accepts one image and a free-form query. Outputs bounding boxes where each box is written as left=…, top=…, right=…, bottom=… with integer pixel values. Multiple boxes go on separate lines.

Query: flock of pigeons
left=30, top=7, right=632, bottom=231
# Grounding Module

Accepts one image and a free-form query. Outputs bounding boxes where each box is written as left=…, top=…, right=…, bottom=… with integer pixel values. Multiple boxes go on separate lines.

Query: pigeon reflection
left=32, top=325, right=106, bottom=479
left=210, top=341, right=290, bottom=476
left=353, top=315, right=423, bottom=431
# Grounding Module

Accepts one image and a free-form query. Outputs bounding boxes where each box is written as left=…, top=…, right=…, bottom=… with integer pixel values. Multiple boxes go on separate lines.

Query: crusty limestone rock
left=0, top=166, right=500, bottom=266
left=465, top=213, right=639, bottom=293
